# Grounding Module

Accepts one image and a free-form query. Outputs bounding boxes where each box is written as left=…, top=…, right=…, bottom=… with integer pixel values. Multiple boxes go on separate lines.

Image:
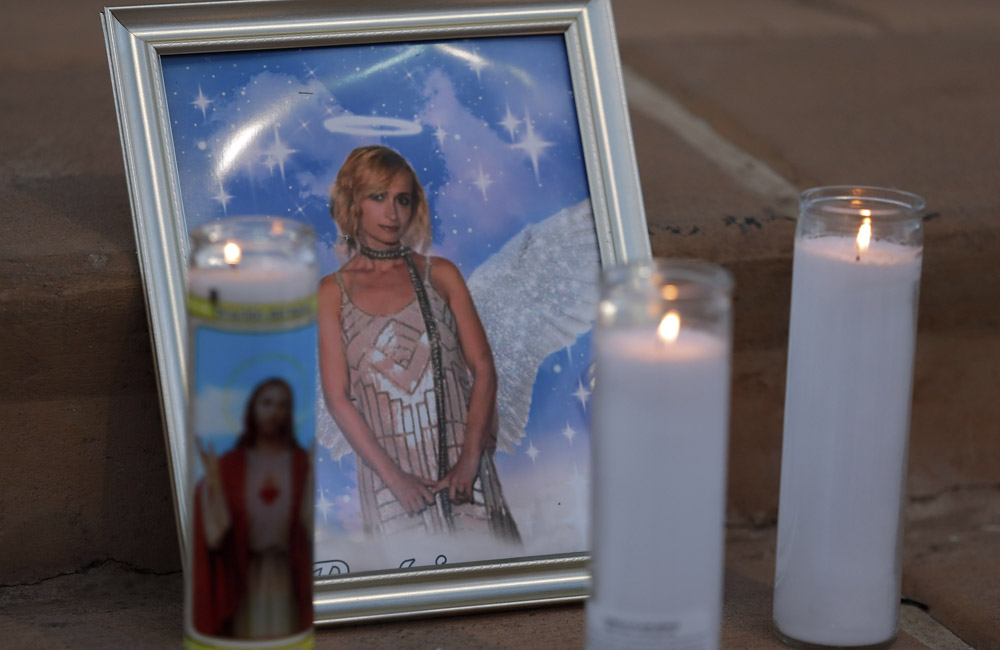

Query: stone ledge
left=5, top=519, right=989, bottom=650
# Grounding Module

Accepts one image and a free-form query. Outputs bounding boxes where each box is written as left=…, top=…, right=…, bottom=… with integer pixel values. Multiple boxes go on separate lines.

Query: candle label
left=186, top=295, right=317, bottom=647
left=188, top=294, right=317, bottom=329
left=587, top=605, right=710, bottom=649
left=184, top=637, right=314, bottom=650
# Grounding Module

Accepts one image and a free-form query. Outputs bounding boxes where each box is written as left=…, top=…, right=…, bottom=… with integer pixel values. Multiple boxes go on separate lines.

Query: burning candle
left=588, top=260, right=732, bottom=650
left=185, top=217, right=318, bottom=650
left=774, top=187, right=924, bottom=648
left=188, top=227, right=317, bottom=306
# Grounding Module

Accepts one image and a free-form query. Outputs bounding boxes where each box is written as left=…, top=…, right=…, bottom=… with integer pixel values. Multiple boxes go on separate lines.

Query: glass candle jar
left=587, top=259, right=733, bottom=650
left=185, top=217, right=317, bottom=650
left=773, top=186, right=925, bottom=649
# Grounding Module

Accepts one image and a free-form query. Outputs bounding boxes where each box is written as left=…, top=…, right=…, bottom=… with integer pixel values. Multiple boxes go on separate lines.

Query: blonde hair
left=330, top=145, right=432, bottom=252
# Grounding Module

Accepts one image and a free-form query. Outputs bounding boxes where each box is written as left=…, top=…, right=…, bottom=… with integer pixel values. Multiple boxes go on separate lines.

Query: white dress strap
left=332, top=271, right=350, bottom=305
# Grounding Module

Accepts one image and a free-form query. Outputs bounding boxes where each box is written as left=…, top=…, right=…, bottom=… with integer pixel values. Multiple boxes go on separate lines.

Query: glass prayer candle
left=587, top=259, right=733, bottom=650
left=774, top=186, right=925, bottom=649
left=184, top=217, right=317, bottom=650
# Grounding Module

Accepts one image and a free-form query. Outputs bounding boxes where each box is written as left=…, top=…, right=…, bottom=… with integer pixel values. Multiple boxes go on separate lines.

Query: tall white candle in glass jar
left=188, top=230, right=317, bottom=305
left=184, top=216, right=318, bottom=650
left=774, top=187, right=924, bottom=649
left=588, top=260, right=732, bottom=650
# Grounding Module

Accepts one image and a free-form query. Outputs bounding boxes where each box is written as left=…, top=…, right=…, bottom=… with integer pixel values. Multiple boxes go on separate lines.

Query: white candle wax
left=774, top=236, right=921, bottom=646
left=588, top=327, right=730, bottom=650
left=188, top=260, right=316, bottom=304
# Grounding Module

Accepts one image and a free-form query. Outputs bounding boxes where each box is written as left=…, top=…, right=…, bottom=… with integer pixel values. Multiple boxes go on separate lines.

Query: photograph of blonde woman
left=318, top=145, right=521, bottom=545
left=164, top=34, right=601, bottom=575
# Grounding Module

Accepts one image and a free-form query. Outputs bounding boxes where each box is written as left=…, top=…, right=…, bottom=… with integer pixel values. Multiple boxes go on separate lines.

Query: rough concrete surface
left=2, top=521, right=973, bottom=649
left=902, top=488, right=1000, bottom=650
left=1, top=0, right=998, bottom=646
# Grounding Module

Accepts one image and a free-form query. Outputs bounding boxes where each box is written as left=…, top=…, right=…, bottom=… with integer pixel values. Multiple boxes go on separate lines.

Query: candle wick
left=855, top=254, right=861, bottom=262
left=209, top=289, right=219, bottom=306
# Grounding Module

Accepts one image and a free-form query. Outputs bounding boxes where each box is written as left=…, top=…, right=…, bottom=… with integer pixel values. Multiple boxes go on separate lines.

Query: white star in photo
left=498, top=103, right=521, bottom=140
left=472, top=165, right=493, bottom=200
left=262, top=127, right=296, bottom=181
left=192, top=86, right=213, bottom=120
left=435, top=124, right=448, bottom=147
left=561, top=423, right=578, bottom=445
left=316, top=491, right=333, bottom=523
left=526, top=441, right=540, bottom=463
left=212, top=182, right=234, bottom=214
left=572, top=378, right=591, bottom=411
left=512, top=109, right=553, bottom=181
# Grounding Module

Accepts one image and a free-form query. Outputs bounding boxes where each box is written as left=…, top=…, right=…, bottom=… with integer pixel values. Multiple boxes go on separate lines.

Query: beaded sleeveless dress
left=334, top=257, right=520, bottom=542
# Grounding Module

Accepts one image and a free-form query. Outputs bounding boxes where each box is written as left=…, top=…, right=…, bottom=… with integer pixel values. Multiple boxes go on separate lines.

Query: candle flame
left=658, top=310, right=681, bottom=342
left=223, top=241, right=242, bottom=265
left=661, top=284, right=679, bottom=301
left=856, top=217, right=872, bottom=253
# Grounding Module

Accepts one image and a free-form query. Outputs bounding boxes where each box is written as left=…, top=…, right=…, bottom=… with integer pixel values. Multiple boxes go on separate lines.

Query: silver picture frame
left=102, top=0, right=650, bottom=624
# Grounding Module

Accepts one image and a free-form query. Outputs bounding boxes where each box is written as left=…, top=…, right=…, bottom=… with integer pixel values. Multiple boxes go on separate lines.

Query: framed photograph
left=102, top=0, right=650, bottom=625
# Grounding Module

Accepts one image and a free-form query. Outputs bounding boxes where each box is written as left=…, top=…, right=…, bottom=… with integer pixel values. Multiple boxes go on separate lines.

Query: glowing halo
left=323, top=115, right=422, bottom=137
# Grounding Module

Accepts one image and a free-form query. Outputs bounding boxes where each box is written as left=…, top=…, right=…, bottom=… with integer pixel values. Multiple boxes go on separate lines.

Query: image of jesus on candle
left=192, top=377, right=313, bottom=639
left=317, top=145, right=522, bottom=543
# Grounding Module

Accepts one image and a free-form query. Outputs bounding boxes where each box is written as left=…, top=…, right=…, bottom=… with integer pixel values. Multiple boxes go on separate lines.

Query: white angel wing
left=315, top=198, right=601, bottom=459
left=467, top=198, right=600, bottom=453
left=315, top=367, right=353, bottom=461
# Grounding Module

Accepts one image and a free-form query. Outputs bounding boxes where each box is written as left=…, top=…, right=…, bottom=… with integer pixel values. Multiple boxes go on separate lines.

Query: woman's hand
left=436, top=453, right=481, bottom=505
left=385, top=469, right=439, bottom=516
